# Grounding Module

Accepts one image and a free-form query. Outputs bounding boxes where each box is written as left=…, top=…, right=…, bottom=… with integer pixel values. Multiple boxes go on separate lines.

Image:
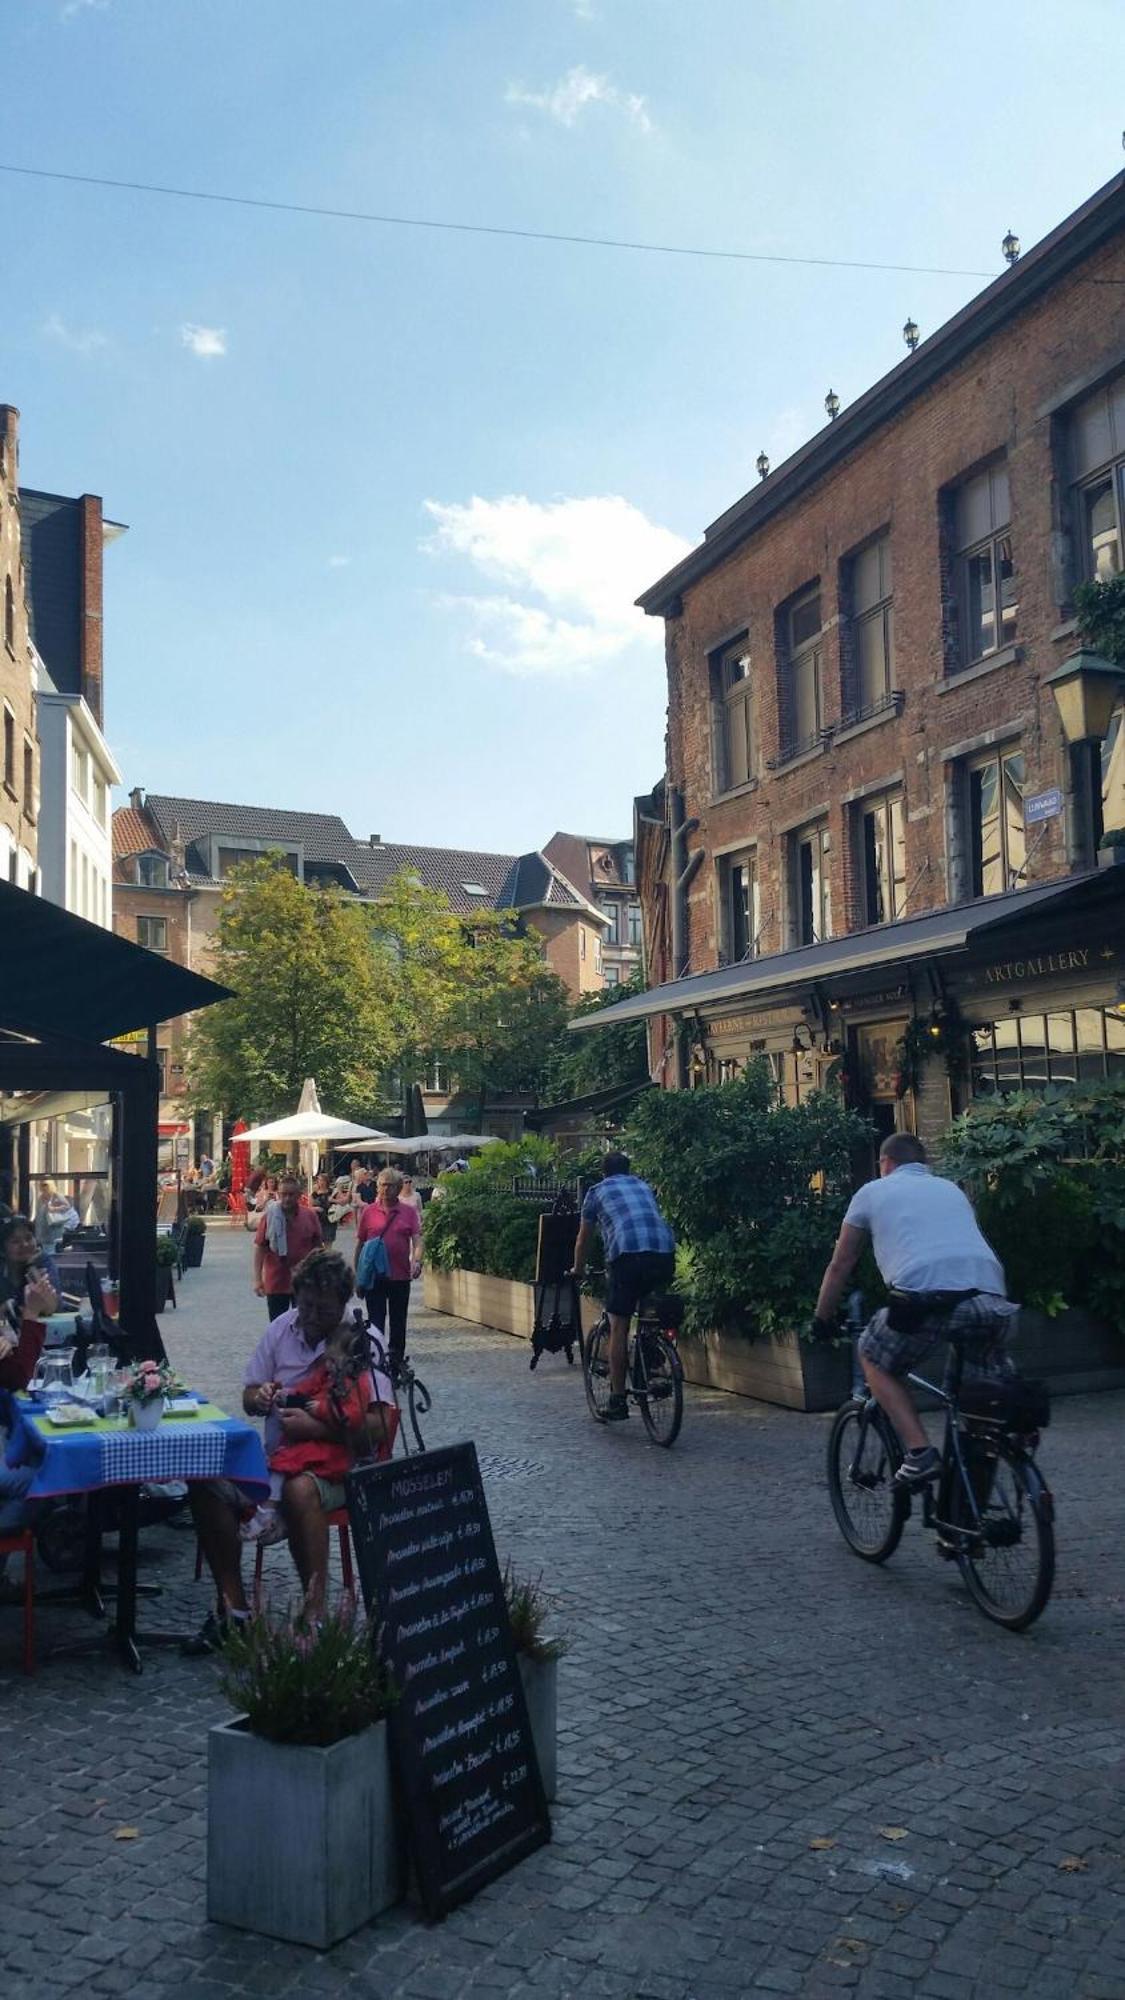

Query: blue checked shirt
left=581, top=1175, right=675, bottom=1262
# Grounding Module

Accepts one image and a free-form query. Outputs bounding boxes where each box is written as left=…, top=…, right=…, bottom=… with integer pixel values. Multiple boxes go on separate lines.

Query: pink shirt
left=355, top=1199, right=420, bottom=1282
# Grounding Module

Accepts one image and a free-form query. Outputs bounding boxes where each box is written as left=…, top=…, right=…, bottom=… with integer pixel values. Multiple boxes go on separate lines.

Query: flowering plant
left=219, top=1598, right=396, bottom=1747
left=119, top=1358, right=183, bottom=1405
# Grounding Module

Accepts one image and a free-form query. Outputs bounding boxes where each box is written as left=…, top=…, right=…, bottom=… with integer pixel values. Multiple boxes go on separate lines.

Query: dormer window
left=137, top=852, right=170, bottom=889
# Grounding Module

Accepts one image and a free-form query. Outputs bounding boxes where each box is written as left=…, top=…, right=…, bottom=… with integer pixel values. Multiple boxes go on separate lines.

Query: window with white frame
left=93, top=772, right=107, bottom=827
left=859, top=790, right=906, bottom=925
left=71, top=738, right=89, bottom=803
left=712, top=634, right=755, bottom=792
left=1071, top=370, right=1125, bottom=582
left=965, top=747, right=1026, bottom=896
left=954, top=464, right=1016, bottom=664
left=790, top=822, right=831, bottom=946
left=851, top=536, right=894, bottom=713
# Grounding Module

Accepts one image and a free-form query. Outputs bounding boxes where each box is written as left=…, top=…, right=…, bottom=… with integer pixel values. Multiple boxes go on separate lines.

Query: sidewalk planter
left=424, top=1267, right=600, bottom=1342
left=183, top=1221, right=206, bottom=1268
left=207, top=1715, right=401, bottom=1948
left=518, top=1652, right=558, bottom=1803
left=1011, top=1306, right=1125, bottom=1394
left=678, top=1324, right=853, bottom=1412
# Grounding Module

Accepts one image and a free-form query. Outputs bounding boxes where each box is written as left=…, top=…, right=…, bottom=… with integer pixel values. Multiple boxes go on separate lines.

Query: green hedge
left=422, top=1139, right=560, bottom=1284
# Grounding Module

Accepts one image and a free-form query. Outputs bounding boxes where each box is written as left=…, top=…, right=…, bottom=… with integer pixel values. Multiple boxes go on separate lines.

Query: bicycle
left=826, top=1307, right=1055, bottom=1630
left=580, top=1277, right=685, bottom=1447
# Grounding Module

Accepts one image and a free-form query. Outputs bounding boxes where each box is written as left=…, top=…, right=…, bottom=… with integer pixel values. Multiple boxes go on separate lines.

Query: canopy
left=238, top=1111, right=390, bottom=1145
left=344, top=1132, right=500, bottom=1154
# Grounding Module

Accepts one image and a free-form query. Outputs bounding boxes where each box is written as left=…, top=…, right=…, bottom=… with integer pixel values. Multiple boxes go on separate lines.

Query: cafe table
left=13, top=1395, right=268, bottom=1672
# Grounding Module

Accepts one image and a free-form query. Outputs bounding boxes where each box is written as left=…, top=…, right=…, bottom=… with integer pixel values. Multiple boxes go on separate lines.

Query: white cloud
left=423, top=494, right=690, bottom=678
left=44, top=313, right=108, bottom=356
left=327, top=555, right=351, bottom=570
left=61, top=0, right=108, bottom=18
left=180, top=323, right=227, bottom=359
left=505, top=65, right=652, bottom=133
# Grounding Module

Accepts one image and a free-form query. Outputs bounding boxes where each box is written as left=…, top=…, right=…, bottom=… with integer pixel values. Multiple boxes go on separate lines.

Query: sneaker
left=604, top=1393, right=630, bottom=1422
left=894, top=1445, right=941, bottom=1487
left=239, top=1506, right=286, bottom=1547
left=180, top=1610, right=228, bottom=1657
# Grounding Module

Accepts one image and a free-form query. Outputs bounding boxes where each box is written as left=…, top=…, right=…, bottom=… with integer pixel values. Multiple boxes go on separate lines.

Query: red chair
left=0, top=1530, right=35, bottom=1674
left=254, top=1507, right=354, bottom=1601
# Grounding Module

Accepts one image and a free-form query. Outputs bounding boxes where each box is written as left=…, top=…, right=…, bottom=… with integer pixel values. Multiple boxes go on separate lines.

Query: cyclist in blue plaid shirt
left=571, top=1152, right=675, bottom=1422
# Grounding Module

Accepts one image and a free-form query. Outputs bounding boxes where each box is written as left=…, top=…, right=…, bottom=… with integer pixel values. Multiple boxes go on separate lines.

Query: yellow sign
left=982, top=947, right=1093, bottom=985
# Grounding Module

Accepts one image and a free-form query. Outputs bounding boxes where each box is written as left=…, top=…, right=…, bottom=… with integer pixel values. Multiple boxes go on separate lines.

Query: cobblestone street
left=2, top=1227, right=1124, bottom=1999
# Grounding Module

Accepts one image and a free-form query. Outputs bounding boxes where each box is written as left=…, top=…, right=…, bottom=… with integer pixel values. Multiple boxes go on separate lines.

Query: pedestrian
left=32, top=1181, right=79, bottom=1255
left=355, top=1167, right=422, bottom=1371
left=400, top=1174, right=423, bottom=1217
left=310, top=1170, right=337, bottom=1246
left=252, top=1174, right=323, bottom=1321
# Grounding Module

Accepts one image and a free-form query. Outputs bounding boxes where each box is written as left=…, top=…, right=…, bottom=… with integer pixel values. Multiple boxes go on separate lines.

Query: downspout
left=668, top=786, right=705, bottom=1086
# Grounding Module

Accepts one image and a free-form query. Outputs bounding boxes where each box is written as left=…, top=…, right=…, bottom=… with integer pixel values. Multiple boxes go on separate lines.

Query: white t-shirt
left=843, top=1164, right=1005, bottom=1296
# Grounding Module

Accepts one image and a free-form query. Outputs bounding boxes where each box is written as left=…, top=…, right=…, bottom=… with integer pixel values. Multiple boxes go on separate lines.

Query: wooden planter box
left=424, top=1267, right=600, bottom=1341
left=1010, top=1306, right=1125, bottom=1394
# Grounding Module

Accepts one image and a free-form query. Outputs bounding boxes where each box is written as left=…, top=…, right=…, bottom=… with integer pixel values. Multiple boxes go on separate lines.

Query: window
left=786, top=589, right=824, bottom=756
left=954, top=464, right=1016, bottom=664
left=603, top=964, right=622, bottom=986
left=1071, top=372, right=1125, bottom=581
left=71, top=739, right=89, bottom=803
left=972, top=1009, right=1125, bottom=1095
left=722, top=849, right=760, bottom=961
left=460, top=882, right=489, bottom=899
left=597, top=895, right=622, bottom=943
left=93, top=773, right=107, bottom=827
left=790, top=822, right=831, bottom=946
left=1102, top=703, right=1125, bottom=837
left=967, top=749, right=1026, bottom=896
left=712, top=635, right=755, bottom=792
left=861, top=791, right=906, bottom=924
left=429, top=1062, right=449, bottom=1094
left=137, top=915, right=168, bottom=954
left=21, top=739, right=34, bottom=822
left=137, top=853, right=170, bottom=889
left=3, top=707, right=13, bottom=793
left=4, top=575, right=13, bottom=652
left=579, top=927, right=586, bottom=960
left=627, top=901, right=642, bottom=949
left=851, top=537, right=894, bottom=712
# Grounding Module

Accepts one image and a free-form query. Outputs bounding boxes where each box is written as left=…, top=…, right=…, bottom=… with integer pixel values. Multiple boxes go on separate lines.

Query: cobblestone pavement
left=2, top=1227, right=1125, bottom=1999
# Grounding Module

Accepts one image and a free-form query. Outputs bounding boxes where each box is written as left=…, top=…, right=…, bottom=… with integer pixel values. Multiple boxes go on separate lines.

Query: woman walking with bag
left=355, top=1168, right=421, bottom=1374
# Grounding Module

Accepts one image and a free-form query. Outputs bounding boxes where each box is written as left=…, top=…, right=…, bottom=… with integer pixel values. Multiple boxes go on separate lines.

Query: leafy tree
left=187, top=858, right=397, bottom=1122
left=368, top=874, right=469, bottom=1087
left=430, top=914, right=570, bottom=1126
left=543, top=971, right=650, bottom=1103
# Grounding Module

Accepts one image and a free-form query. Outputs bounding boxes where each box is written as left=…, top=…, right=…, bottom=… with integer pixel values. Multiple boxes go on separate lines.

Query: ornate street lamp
left=756, top=451, right=770, bottom=480
left=825, top=389, right=840, bottom=421
left=903, top=318, right=919, bottom=352
left=1002, top=229, right=1021, bottom=266
left=1046, top=650, right=1125, bottom=866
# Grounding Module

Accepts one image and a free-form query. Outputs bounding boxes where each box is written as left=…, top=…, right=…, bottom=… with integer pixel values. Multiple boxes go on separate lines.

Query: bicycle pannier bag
left=960, top=1374, right=1051, bottom=1435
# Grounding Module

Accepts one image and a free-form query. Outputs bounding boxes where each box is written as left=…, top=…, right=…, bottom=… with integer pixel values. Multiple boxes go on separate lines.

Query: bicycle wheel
left=583, top=1316, right=613, bottom=1423
left=635, top=1324, right=684, bottom=1447
left=827, top=1399, right=907, bottom=1562
left=950, top=1441, right=1054, bottom=1630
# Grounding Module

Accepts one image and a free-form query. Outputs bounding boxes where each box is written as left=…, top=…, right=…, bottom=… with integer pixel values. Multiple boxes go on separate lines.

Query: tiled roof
left=112, top=804, right=163, bottom=860
left=355, top=842, right=519, bottom=914
left=146, top=794, right=361, bottom=884
left=496, top=853, right=607, bottom=921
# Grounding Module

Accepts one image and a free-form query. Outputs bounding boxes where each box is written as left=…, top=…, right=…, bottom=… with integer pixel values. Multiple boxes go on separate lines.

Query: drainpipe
left=668, top=785, right=705, bottom=1085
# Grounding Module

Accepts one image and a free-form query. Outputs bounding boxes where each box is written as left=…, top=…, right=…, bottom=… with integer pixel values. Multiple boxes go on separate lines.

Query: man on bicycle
left=571, top=1151, right=675, bottom=1422
left=813, top=1132, right=1016, bottom=1486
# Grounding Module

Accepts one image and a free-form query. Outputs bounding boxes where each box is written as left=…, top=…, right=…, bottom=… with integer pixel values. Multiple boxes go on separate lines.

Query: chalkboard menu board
left=346, top=1443, right=551, bottom=1919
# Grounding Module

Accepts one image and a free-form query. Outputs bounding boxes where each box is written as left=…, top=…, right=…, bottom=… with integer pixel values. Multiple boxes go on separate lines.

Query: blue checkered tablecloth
left=15, top=1401, right=269, bottom=1499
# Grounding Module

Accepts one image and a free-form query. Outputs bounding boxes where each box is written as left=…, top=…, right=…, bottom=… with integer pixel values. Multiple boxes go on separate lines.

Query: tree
left=430, top=914, right=571, bottom=1125
left=187, top=858, right=398, bottom=1122
left=543, top=971, right=650, bottom=1103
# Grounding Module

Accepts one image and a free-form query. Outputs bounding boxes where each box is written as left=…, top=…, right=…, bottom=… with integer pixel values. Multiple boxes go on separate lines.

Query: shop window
left=137, top=915, right=168, bottom=954
left=971, top=1008, right=1125, bottom=1095
left=711, top=634, right=755, bottom=793
left=719, top=848, right=760, bottom=962
left=953, top=464, right=1016, bottom=665
left=1070, top=370, right=1125, bottom=581
left=789, top=822, right=831, bottom=947
left=966, top=748, right=1025, bottom=896
left=859, top=791, right=906, bottom=925
left=850, top=536, right=895, bottom=716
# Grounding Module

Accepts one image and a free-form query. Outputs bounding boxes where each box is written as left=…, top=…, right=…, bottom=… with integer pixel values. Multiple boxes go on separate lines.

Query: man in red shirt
left=253, top=1175, right=323, bottom=1321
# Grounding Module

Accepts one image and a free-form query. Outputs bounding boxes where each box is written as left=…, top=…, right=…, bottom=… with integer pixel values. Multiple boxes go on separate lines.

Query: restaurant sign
left=709, top=1009, right=800, bottom=1037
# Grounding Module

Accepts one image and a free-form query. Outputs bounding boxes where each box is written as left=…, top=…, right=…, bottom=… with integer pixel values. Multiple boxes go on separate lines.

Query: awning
left=0, top=879, right=231, bottom=1041
left=570, top=872, right=1120, bottom=1032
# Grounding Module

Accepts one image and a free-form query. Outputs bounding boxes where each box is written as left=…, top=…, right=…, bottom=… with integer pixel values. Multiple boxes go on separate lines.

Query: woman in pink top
left=355, top=1167, right=422, bottom=1369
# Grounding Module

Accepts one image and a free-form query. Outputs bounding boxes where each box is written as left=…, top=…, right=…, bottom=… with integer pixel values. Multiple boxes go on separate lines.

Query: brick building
left=574, top=170, right=1125, bottom=1156
left=543, top=832, right=642, bottom=987
left=0, top=408, right=38, bottom=889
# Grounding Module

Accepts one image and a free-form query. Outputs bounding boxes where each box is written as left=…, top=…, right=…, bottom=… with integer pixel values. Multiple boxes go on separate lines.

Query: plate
left=46, top=1404, right=97, bottom=1427
left=166, top=1397, right=200, bottom=1417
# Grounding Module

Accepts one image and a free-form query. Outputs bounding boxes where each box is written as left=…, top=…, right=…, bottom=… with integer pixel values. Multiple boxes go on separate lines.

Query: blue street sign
left=1024, top=787, right=1064, bottom=825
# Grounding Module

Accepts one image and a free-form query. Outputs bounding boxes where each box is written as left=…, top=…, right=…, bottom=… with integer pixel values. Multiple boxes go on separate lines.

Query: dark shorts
left=605, top=1251, right=676, bottom=1319
left=858, top=1292, right=1018, bottom=1379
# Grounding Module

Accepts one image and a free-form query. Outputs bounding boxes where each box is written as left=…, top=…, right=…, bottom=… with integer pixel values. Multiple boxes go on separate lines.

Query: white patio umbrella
left=238, top=1112, right=390, bottom=1145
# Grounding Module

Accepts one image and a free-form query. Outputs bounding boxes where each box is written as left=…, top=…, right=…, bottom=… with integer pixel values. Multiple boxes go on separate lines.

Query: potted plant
left=208, top=1601, right=401, bottom=1949
left=183, top=1212, right=207, bottom=1267
left=1098, top=827, right=1125, bottom=867
left=119, top=1358, right=182, bottom=1430
left=504, top=1562, right=565, bottom=1803
left=154, top=1233, right=179, bottom=1311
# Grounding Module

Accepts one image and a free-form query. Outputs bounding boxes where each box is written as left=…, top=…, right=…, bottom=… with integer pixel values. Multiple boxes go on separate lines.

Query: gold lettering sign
left=709, top=1011, right=801, bottom=1036
left=982, top=947, right=1091, bottom=986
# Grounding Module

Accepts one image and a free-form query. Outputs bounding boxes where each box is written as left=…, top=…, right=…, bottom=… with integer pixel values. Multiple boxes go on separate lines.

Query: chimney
left=369, top=834, right=381, bottom=846
left=129, top=786, right=145, bottom=811
left=79, top=494, right=104, bottom=726
left=0, top=406, right=18, bottom=489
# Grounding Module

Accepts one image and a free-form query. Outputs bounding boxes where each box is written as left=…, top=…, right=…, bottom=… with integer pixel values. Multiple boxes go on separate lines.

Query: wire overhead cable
left=0, top=162, right=997, bottom=280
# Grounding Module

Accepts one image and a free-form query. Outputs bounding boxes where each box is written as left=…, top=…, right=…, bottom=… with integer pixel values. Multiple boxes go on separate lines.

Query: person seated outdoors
left=185, top=1248, right=397, bottom=1652
left=0, top=1215, right=62, bottom=1339
left=0, top=1266, right=60, bottom=1559
left=32, top=1182, right=79, bottom=1256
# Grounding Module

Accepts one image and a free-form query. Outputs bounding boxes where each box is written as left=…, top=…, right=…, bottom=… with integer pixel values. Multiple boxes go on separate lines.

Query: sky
left=4, top=0, right=1124, bottom=856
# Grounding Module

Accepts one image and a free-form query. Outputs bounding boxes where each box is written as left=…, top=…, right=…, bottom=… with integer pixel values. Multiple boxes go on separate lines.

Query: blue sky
left=5, top=0, right=1124, bottom=853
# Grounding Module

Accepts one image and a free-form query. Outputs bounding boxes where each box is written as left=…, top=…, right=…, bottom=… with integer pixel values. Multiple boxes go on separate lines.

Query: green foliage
left=183, top=1213, right=206, bottom=1236
left=423, top=1138, right=560, bottom=1282
left=543, top=972, right=649, bottom=1103
left=219, top=1601, right=397, bottom=1748
left=625, top=1063, right=872, bottom=1339
left=187, top=858, right=397, bottom=1123
left=432, top=917, right=571, bottom=1120
left=155, top=1235, right=181, bottom=1267
left=1074, top=574, right=1125, bottom=667
left=502, top=1561, right=566, bottom=1662
left=938, top=1080, right=1125, bottom=1324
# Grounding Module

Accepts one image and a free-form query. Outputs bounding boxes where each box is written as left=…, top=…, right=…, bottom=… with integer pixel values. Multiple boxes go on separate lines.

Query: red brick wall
left=662, top=228, right=1125, bottom=978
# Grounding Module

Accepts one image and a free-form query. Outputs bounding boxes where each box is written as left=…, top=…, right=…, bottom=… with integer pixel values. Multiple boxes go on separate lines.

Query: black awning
left=570, top=872, right=1120, bottom=1033
left=0, top=879, right=231, bottom=1041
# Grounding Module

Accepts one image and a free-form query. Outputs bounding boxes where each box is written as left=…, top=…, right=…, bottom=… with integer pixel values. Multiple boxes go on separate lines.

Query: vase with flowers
left=119, top=1358, right=182, bottom=1430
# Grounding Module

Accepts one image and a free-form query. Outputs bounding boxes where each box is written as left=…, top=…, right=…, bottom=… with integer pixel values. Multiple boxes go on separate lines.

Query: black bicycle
left=581, top=1281, right=684, bottom=1447
left=827, top=1317, right=1055, bottom=1630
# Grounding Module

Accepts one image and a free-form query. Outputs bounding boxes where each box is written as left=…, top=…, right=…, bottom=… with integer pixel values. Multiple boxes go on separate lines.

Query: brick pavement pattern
left=1, top=1228, right=1124, bottom=1999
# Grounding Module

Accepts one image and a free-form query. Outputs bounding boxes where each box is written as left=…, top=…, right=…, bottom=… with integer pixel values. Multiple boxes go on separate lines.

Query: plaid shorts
left=858, top=1292, right=1019, bottom=1380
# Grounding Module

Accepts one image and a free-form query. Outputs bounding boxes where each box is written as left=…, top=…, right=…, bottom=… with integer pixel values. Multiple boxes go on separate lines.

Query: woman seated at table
left=0, top=1267, right=61, bottom=1562
left=185, top=1248, right=397, bottom=1650
left=0, top=1215, right=61, bottom=1340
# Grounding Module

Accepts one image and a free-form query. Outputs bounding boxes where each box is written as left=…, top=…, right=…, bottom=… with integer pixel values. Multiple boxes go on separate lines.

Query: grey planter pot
left=207, top=1716, right=401, bottom=1948
left=183, top=1233, right=205, bottom=1268
left=518, top=1651, right=558, bottom=1803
